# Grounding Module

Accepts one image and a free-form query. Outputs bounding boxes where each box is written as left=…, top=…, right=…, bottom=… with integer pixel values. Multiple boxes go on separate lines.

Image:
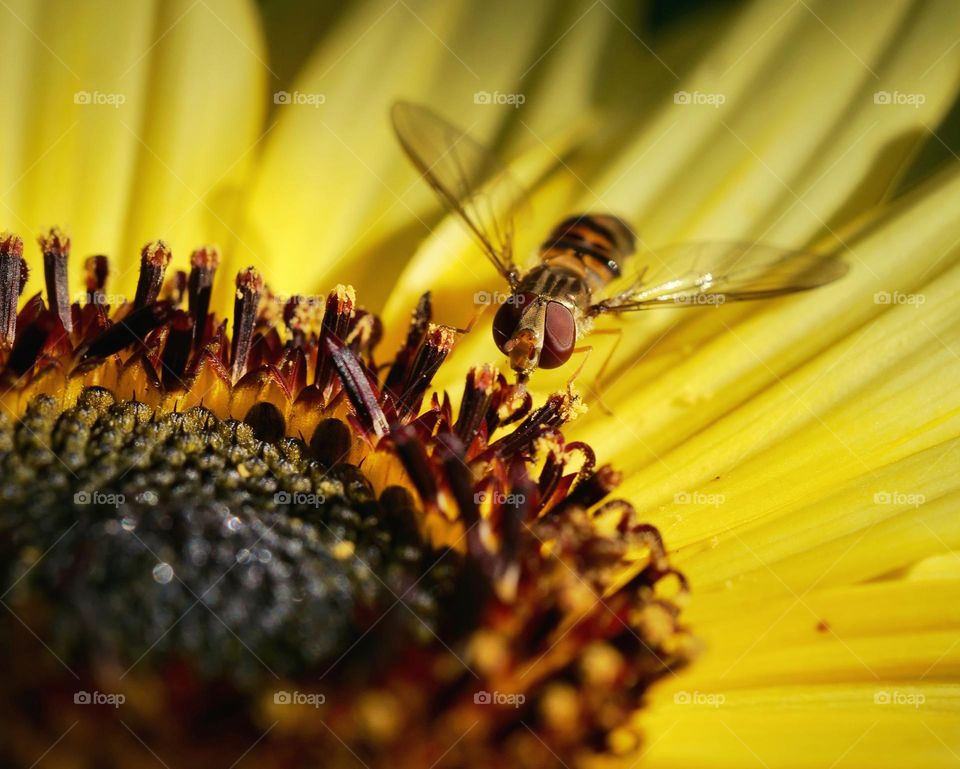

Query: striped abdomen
left=538, top=214, right=636, bottom=294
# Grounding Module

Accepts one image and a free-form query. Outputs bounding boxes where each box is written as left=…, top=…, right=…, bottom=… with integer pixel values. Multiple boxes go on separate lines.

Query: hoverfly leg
left=453, top=302, right=489, bottom=335
left=566, top=346, right=609, bottom=416
left=589, top=327, right=624, bottom=398
left=569, top=327, right=623, bottom=416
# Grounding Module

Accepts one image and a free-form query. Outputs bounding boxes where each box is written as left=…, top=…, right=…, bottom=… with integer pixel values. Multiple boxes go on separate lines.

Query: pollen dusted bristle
left=454, top=363, right=496, bottom=447
left=0, top=231, right=25, bottom=348
left=133, top=239, right=172, bottom=310
left=385, top=290, right=431, bottom=393
left=38, top=227, right=72, bottom=334
left=187, top=245, right=220, bottom=349
left=230, top=266, right=263, bottom=382
left=315, top=284, right=356, bottom=393
left=393, top=322, right=457, bottom=417
left=190, top=244, right=221, bottom=272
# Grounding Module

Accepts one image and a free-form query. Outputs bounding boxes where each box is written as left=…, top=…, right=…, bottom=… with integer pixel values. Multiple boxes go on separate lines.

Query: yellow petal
left=588, top=168, right=960, bottom=576
left=636, top=577, right=960, bottom=768
left=241, top=0, right=558, bottom=308
left=0, top=0, right=267, bottom=301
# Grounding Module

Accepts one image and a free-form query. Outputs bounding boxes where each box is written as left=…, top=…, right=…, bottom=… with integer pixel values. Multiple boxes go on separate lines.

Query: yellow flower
left=1, top=1, right=958, bottom=768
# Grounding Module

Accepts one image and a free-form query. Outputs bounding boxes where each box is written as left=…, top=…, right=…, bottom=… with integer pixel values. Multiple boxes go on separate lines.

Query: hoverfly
left=391, top=100, right=848, bottom=387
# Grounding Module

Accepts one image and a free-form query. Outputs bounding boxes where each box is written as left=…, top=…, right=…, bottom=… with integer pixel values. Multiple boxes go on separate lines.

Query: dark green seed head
left=0, top=388, right=461, bottom=688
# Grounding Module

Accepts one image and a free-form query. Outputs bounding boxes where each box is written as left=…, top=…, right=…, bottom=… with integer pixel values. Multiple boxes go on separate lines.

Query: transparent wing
left=391, top=100, right=527, bottom=284
left=592, top=242, right=848, bottom=313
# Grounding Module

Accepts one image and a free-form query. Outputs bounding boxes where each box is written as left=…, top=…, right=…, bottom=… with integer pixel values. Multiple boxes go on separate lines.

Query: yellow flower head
left=1, top=0, right=959, bottom=768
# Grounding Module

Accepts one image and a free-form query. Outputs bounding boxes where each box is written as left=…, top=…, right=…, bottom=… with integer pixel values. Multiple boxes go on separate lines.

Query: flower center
left=0, top=229, right=695, bottom=768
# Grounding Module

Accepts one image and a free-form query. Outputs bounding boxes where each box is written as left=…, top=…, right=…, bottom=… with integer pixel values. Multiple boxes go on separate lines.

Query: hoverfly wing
left=593, top=242, right=848, bottom=313
left=391, top=100, right=527, bottom=284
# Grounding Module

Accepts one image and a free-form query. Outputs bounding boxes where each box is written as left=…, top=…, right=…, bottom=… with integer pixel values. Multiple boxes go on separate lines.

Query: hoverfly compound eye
left=539, top=302, right=576, bottom=369
left=492, top=293, right=535, bottom=353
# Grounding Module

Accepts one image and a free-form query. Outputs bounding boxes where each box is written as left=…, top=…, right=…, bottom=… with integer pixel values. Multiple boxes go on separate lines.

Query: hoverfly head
left=493, top=293, right=575, bottom=376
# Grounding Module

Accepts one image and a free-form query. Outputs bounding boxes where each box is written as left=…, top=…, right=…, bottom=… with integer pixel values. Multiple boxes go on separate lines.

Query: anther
left=395, top=323, right=457, bottom=416
left=230, top=267, right=262, bottom=383
left=326, top=336, right=389, bottom=438
left=489, top=391, right=579, bottom=457
left=548, top=464, right=622, bottom=518
left=133, top=240, right=172, bottom=310
left=0, top=232, right=25, bottom=348
left=454, top=365, right=495, bottom=448
left=385, top=291, right=431, bottom=394
left=315, top=285, right=356, bottom=393
left=160, top=310, right=194, bottom=389
left=188, top=245, right=219, bottom=349
left=38, top=227, right=72, bottom=334
left=81, top=302, right=172, bottom=361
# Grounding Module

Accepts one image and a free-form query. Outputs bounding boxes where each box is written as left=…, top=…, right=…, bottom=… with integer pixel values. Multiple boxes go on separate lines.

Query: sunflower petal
left=0, top=0, right=267, bottom=300
left=638, top=577, right=960, bottom=768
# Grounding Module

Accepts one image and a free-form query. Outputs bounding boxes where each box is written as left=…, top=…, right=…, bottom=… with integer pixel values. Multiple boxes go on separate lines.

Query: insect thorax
left=517, top=264, right=591, bottom=308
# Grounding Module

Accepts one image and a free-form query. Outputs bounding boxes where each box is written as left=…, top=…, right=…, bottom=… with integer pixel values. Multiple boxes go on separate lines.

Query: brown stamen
left=454, top=365, right=495, bottom=448
left=392, top=424, right=438, bottom=505
left=84, top=255, right=109, bottom=307
left=385, top=291, right=431, bottom=394
left=133, top=240, right=172, bottom=310
left=489, top=390, right=581, bottom=457
left=315, top=285, right=356, bottom=394
left=3, top=311, right=57, bottom=378
left=160, top=310, right=194, bottom=389
left=434, top=432, right=482, bottom=532
left=394, top=323, right=457, bottom=417
left=230, top=267, right=263, bottom=383
left=325, top=336, right=389, bottom=438
left=548, top=465, right=622, bottom=519
left=0, top=232, right=24, bottom=348
left=188, top=246, right=220, bottom=349
left=80, top=302, right=172, bottom=361
left=38, top=228, right=72, bottom=334
left=161, top=269, right=187, bottom=305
